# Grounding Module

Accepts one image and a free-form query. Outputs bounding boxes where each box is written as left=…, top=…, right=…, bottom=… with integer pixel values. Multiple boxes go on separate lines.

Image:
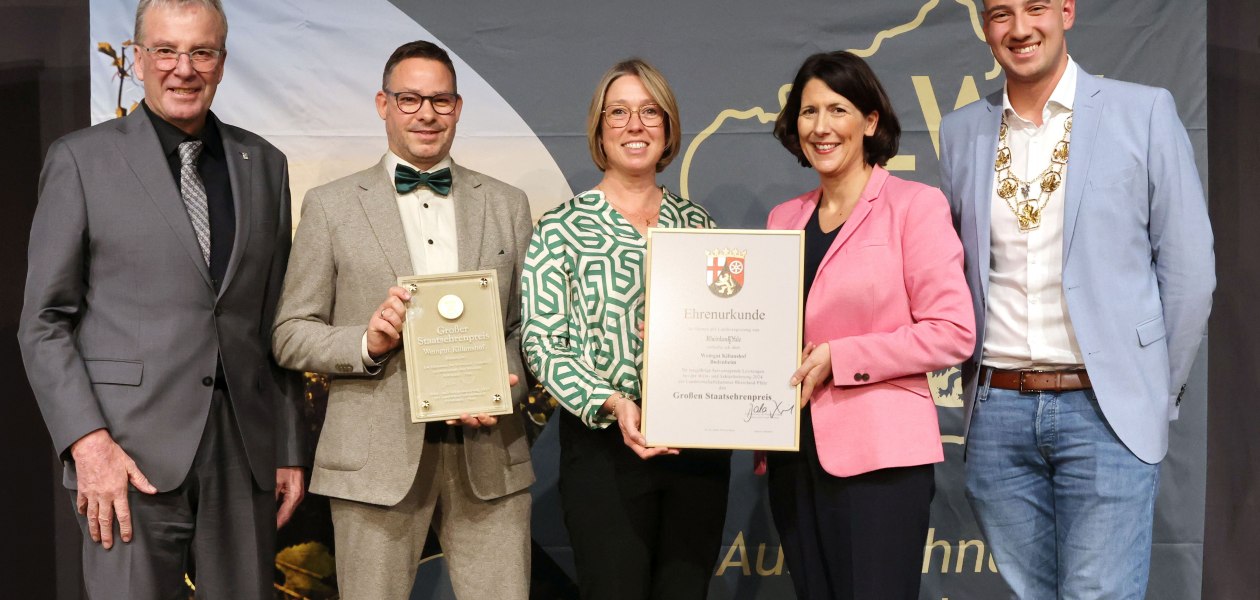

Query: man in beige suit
left=272, top=40, right=534, bottom=599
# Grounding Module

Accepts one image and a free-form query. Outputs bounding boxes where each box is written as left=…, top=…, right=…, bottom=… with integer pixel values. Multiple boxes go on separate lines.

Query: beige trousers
left=329, top=437, right=531, bottom=600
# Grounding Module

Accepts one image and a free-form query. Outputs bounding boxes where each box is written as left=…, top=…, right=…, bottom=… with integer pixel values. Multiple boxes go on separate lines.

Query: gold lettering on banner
left=958, top=538, right=989, bottom=573
left=716, top=532, right=752, bottom=576
left=715, top=530, right=1005, bottom=578
left=922, top=528, right=1000, bottom=574
left=913, top=76, right=982, bottom=158
left=756, top=543, right=785, bottom=576
left=713, top=532, right=786, bottom=577
left=923, top=526, right=953, bottom=573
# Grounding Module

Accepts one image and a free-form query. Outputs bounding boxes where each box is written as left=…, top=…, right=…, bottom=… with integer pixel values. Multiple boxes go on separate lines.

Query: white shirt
left=383, top=152, right=459, bottom=276
left=362, top=152, right=459, bottom=366
left=982, top=58, right=1085, bottom=369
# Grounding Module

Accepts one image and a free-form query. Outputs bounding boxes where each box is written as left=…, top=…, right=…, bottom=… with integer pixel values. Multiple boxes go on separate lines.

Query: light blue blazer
left=937, top=69, right=1215, bottom=464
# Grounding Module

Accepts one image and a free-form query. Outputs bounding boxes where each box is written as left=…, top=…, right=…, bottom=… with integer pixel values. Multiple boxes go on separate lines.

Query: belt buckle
left=1018, top=370, right=1040, bottom=394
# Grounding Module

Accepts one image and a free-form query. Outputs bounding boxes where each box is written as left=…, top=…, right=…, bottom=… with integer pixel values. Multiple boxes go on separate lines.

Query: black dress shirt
left=143, top=102, right=236, bottom=290
left=803, top=204, right=842, bottom=312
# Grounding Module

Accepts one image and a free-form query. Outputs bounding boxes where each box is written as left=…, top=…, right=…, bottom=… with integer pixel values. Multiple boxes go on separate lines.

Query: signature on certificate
left=744, top=398, right=794, bottom=422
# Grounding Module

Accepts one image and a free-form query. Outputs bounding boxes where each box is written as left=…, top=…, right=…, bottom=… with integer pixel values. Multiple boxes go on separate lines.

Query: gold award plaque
left=398, top=270, right=513, bottom=423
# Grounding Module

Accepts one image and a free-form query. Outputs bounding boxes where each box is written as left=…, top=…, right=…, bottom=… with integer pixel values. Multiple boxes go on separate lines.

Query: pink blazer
left=767, top=166, right=975, bottom=477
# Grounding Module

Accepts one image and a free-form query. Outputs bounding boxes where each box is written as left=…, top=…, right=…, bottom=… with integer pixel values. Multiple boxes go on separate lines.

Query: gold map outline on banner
left=679, top=0, right=1000, bottom=198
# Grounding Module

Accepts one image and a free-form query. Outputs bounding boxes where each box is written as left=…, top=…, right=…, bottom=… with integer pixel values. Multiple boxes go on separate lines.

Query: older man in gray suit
left=18, top=1, right=305, bottom=598
left=272, top=40, right=534, bottom=599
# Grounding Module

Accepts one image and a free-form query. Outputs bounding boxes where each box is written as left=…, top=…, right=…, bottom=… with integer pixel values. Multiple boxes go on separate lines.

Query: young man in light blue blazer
left=937, top=1, right=1214, bottom=597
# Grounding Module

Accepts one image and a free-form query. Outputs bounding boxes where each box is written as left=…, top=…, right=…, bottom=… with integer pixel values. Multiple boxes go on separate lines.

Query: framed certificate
left=398, top=270, right=514, bottom=423
left=641, top=228, right=803, bottom=451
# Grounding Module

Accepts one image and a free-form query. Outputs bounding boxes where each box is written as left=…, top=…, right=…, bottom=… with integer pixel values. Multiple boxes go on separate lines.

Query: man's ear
left=376, top=91, right=389, bottom=120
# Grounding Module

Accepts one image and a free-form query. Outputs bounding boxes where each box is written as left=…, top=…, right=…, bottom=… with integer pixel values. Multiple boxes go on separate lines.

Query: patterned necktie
left=178, top=140, right=211, bottom=266
left=394, top=165, right=453, bottom=196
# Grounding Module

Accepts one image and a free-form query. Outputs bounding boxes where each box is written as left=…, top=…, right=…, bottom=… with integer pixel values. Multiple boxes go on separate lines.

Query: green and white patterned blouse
left=521, top=188, right=716, bottom=429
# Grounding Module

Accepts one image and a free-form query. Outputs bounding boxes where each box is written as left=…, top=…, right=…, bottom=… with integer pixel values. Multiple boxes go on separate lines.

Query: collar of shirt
left=383, top=151, right=453, bottom=197
left=382, top=151, right=458, bottom=278
left=1002, top=56, right=1079, bottom=128
left=141, top=100, right=225, bottom=161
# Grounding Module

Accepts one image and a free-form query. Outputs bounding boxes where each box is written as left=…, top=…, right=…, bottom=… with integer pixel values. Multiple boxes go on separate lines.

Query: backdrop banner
left=90, top=1, right=1208, bottom=598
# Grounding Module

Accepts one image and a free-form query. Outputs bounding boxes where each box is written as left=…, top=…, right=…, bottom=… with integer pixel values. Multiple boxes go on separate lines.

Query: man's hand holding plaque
left=366, top=283, right=512, bottom=427
left=446, top=373, right=519, bottom=428
left=390, top=270, right=515, bottom=424
left=367, top=285, right=412, bottom=359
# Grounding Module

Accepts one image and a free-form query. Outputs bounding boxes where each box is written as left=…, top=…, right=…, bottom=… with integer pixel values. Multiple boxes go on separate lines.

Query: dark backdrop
left=1203, top=0, right=1260, bottom=597
left=0, top=1, right=88, bottom=598
left=0, top=0, right=1254, bottom=597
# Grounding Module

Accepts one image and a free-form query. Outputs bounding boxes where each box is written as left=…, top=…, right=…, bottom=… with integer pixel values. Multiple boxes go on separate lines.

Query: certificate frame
left=398, top=270, right=514, bottom=423
left=640, top=228, right=803, bottom=451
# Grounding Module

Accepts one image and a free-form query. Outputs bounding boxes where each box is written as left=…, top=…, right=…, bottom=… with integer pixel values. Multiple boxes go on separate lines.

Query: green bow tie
left=394, top=165, right=452, bottom=196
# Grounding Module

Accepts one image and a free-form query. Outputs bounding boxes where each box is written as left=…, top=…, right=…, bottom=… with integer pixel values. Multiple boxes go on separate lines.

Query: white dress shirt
left=362, top=152, right=459, bottom=365
left=384, top=152, right=458, bottom=276
left=982, top=59, right=1085, bottom=369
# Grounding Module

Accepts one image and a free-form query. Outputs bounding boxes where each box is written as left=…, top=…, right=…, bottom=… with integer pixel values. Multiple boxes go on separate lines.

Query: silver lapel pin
left=240, top=151, right=250, bottom=160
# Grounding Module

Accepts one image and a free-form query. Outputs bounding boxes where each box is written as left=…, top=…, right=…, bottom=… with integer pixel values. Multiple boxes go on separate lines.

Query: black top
left=143, top=102, right=236, bottom=290
left=803, top=203, right=842, bottom=311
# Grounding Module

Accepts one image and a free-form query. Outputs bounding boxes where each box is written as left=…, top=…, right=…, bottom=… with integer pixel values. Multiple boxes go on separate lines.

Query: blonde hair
left=586, top=58, right=682, bottom=173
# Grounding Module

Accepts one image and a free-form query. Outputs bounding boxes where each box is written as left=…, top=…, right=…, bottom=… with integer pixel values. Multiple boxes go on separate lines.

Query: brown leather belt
left=983, top=367, right=1092, bottom=393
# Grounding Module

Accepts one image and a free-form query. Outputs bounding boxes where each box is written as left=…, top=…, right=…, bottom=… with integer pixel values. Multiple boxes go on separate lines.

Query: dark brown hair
left=773, top=51, right=900, bottom=168
left=383, top=40, right=457, bottom=92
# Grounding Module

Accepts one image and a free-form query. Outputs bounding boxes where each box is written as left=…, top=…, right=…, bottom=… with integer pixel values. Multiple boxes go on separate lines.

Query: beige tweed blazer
left=273, top=158, right=535, bottom=505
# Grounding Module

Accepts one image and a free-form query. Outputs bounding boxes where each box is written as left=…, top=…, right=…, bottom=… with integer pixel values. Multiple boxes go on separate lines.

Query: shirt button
left=424, top=203, right=430, bottom=209
left=428, top=239, right=434, bottom=245
left=202, top=376, right=214, bottom=387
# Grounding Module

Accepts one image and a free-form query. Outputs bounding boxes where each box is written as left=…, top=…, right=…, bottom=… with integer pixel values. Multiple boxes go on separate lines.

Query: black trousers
left=767, top=406, right=935, bottom=600
left=73, top=388, right=274, bottom=600
left=557, top=411, right=731, bottom=600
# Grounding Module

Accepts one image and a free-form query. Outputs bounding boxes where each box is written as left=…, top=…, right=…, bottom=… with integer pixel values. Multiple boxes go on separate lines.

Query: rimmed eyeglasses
left=602, top=104, right=664, bottom=128
left=384, top=90, right=461, bottom=115
left=140, top=46, right=224, bottom=73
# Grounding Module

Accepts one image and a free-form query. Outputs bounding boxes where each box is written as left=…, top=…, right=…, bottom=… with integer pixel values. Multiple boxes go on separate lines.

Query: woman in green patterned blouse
left=521, top=59, right=732, bottom=599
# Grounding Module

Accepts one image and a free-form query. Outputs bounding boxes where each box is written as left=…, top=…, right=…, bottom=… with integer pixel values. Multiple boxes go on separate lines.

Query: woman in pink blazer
left=764, top=51, right=975, bottom=600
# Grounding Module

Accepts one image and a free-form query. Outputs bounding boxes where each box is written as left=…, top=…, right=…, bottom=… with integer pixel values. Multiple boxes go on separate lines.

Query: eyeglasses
left=385, top=90, right=460, bottom=115
left=602, top=104, right=665, bottom=128
left=140, top=46, right=224, bottom=73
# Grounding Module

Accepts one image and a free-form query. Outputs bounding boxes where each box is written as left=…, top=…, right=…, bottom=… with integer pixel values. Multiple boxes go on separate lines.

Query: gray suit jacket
left=938, top=69, right=1215, bottom=463
left=19, top=108, right=305, bottom=491
left=272, top=158, right=535, bottom=505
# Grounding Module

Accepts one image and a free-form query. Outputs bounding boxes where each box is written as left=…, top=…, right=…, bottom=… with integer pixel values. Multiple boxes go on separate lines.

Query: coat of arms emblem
left=706, top=248, right=746, bottom=298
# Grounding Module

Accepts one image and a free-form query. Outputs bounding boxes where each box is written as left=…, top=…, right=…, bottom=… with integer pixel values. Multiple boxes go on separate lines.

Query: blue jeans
left=965, top=380, right=1160, bottom=600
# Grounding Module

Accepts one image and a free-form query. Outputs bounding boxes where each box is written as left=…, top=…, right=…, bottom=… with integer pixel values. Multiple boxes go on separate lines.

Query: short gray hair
left=134, top=0, right=229, bottom=46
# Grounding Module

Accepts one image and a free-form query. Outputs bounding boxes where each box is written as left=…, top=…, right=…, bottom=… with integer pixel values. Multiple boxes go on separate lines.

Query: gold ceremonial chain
left=994, top=114, right=1072, bottom=232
